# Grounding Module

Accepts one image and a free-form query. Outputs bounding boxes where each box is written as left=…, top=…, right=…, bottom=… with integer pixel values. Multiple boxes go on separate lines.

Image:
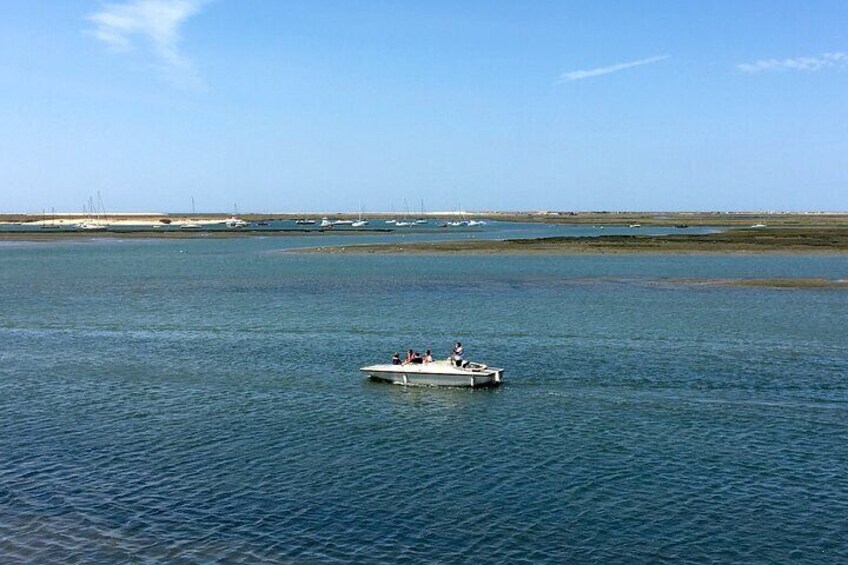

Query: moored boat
left=78, top=222, right=107, bottom=231
left=352, top=205, right=368, bottom=227
left=360, top=359, right=504, bottom=387
left=224, top=216, right=248, bottom=228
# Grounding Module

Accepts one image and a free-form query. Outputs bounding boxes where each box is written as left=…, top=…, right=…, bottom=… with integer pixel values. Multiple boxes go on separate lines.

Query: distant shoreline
left=2, top=211, right=848, bottom=227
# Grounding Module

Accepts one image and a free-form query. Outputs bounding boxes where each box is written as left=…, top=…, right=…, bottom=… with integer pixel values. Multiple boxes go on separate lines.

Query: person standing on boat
left=452, top=342, right=464, bottom=367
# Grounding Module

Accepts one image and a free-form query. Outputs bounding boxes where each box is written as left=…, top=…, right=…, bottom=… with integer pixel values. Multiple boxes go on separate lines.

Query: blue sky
left=1, top=1, right=846, bottom=213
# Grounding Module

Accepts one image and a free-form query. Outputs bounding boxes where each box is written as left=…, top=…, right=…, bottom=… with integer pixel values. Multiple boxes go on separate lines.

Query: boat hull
left=360, top=363, right=503, bottom=388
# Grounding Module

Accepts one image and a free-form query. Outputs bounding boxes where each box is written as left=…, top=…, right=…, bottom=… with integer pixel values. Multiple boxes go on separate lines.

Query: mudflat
left=303, top=227, right=848, bottom=255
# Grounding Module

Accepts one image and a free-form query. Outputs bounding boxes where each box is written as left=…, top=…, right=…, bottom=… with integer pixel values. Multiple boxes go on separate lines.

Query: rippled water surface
left=1, top=236, right=847, bottom=563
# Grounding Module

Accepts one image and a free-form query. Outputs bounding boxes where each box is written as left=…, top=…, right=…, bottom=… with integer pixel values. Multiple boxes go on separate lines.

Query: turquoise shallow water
left=1, top=234, right=847, bottom=563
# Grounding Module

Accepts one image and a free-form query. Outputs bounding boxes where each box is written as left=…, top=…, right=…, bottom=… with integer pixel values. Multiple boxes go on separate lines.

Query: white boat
left=393, top=199, right=416, bottom=227
left=385, top=219, right=397, bottom=224
left=467, top=219, right=486, bottom=227
left=360, top=359, right=504, bottom=387
left=629, top=224, right=642, bottom=228
left=751, top=223, right=767, bottom=228
left=333, top=219, right=355, bottom=226
left=415, top=199, right=428, bottom=224
left=295, top=218, right=316, bottom=225
left=320, top=217, right=333, bottom=228
left=225, top=203, right=248, bottom=228
left=78, top=194, right=108, bottom=231
left=78, top=222, right=107, bottom=231
left=225, top=216, right=248, bottom=228
left=352, top=205, right=369, bottom=227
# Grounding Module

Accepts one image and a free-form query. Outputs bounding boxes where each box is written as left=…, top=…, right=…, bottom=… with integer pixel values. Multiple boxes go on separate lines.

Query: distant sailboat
left=225, top=216, right=248, bottom=228
left=386, top=201, right=398, bottom=224
left=40, top=208, right=60, bottom=229
left=415, top=199, right=428, bottom=224
left=225, top=203, right=248, bottom=228
left=467, top=206, right=487, bottom=226
left=181, top=197, right=202, bottom=230
left=78, top=194, right=107, bottom=230
left=446, top=205, right=465, bottom=227
left=79, top=223, right=106, bottom=231
left=394, top=199, right=414, bottom=226
left=352, top=203, right=369, bottom=227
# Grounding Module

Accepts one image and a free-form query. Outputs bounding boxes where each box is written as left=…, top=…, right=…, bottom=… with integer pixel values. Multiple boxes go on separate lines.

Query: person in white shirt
left=451, top=342, right=464, bottom=366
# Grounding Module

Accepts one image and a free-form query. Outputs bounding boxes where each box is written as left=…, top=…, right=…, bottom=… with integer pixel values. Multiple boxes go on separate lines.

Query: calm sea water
left=1, top=234, right=847, bottom=563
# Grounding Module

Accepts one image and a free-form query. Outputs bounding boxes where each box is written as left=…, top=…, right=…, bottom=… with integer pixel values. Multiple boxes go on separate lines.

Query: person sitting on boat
left=391, top=352, right=401, bottom=365
left=451, top=342, right=464, bottom=367
left=410, top=351, right=424, bottom=364
left=423, top=350, right=433, bottom=364
left=402, top=349, right=415, bottom=365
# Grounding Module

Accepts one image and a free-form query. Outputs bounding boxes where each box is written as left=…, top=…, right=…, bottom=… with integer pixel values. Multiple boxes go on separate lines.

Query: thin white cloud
left=557, top=55, right=669, bottom=82
left=88, top=0, right=206, bottom=88
left=737, top=52, right=848, bottom=73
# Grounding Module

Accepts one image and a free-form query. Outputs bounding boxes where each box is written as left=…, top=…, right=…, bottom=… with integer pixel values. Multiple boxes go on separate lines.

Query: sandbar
left=298, top=227, right=848, bottom=255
